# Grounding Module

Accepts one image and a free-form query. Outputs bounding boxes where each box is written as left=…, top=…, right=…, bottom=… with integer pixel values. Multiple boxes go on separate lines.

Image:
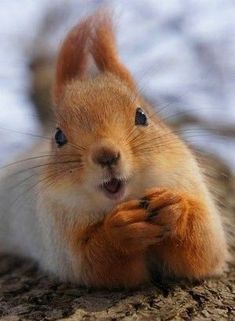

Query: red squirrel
left=0, top=12, right=228, bottom=288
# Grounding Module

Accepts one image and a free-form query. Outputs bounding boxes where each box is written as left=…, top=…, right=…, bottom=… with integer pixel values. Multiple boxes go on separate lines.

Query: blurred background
left=0, top=0, right=234, bottom=173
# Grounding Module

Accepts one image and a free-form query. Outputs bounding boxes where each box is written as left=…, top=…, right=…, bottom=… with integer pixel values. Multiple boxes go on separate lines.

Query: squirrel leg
left=143, top=188, right=227, bottom=279
left=69, top=199, right=166, bottom=288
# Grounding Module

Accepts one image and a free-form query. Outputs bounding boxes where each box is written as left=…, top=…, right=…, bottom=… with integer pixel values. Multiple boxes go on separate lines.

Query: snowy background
left=0, top=0, right=234, bottom=171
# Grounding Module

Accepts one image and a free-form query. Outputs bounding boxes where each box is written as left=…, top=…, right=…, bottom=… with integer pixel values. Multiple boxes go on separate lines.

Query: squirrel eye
left=135, top=107, right=148, bottom=126
left=55, top=128, right=67, bottom=147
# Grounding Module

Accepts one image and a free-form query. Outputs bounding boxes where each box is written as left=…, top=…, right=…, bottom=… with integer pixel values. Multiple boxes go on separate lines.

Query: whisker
left=177, top=127, right=235, bottom=138
left=0, top=126, right=52, bottom=141
left=54, top=109, right=87, bottom=151
left=6, top=159, right=83, bottom=179
left=10, top=163, right=82, bottom=207
left=0, top=153, right=82, bottom=170
left=0, top=125, right=86, bottom=155
left=151, top=105, right=235, bottom=126
left=10, top=171, right=59, bottom=207
left=7, top=172, right=40, bottom=192
left=149, top=102, right=173, bottom=120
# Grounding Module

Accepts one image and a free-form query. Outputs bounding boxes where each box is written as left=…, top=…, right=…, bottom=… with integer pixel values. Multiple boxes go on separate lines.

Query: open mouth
left=100, top=178, right=126, bottom=200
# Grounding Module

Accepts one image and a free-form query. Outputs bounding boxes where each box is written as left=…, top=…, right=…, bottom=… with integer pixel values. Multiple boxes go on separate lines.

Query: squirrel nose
left=92, top=147, right=120, bottom=167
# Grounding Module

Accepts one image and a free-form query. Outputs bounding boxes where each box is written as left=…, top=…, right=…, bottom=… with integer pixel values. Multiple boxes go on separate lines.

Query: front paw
left=141, top=188, right=189, bottom=238
left=104, top=199, right=168, bottom=254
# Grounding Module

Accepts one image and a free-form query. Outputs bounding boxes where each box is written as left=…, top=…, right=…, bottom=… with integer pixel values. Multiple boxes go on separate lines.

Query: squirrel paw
left=104, top=195, right=172, bottom=254
left=141, top=188, right=188, bottom=238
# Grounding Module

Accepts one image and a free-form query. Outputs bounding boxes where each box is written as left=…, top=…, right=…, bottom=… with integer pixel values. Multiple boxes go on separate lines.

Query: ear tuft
left=54, top=11, right=136, bottom=105
left=90, top=11, right=136, bottom=90
left=54, top=18, right=91, bottom=104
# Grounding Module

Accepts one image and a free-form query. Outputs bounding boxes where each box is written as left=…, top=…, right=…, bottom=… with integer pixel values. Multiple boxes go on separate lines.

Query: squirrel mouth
left=100, top=178, right=125, bottom=200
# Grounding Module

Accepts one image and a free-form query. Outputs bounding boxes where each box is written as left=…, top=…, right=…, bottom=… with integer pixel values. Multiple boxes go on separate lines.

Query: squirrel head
left=44, top=12, right=185, bottom=217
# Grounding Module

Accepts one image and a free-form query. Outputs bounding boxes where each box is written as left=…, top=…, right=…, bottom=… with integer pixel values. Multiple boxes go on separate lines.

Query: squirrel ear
left=90, top=12, right=136, bottom=91
left=53, top=18, right=91, bottom=104
left=54, top=12, right=136, bottom=104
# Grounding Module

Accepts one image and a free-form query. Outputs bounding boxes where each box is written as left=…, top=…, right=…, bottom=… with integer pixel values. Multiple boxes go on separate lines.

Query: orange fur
left=54, top=18, right=91, bottom=103
left=40, top=11, right=229, bottom=288
left=54, top=11, right=136, bottom=104
left=59, top=189, right=224, bottom=288
left=70, top=219, right=149, bottom=289
left=89, top=12, right=136, bottom=90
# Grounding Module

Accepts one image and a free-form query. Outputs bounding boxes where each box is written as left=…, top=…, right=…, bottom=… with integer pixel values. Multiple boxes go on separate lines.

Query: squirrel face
left=42, top=14, right=180, bottom=217
left=46, top=73, right=172, bottom=214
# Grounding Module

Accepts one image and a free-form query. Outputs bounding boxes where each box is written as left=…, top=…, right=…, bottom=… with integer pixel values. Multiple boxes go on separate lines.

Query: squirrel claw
left=139, top=198, right=149, bottom=209
left=147, top=210, right=160, bottom=220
